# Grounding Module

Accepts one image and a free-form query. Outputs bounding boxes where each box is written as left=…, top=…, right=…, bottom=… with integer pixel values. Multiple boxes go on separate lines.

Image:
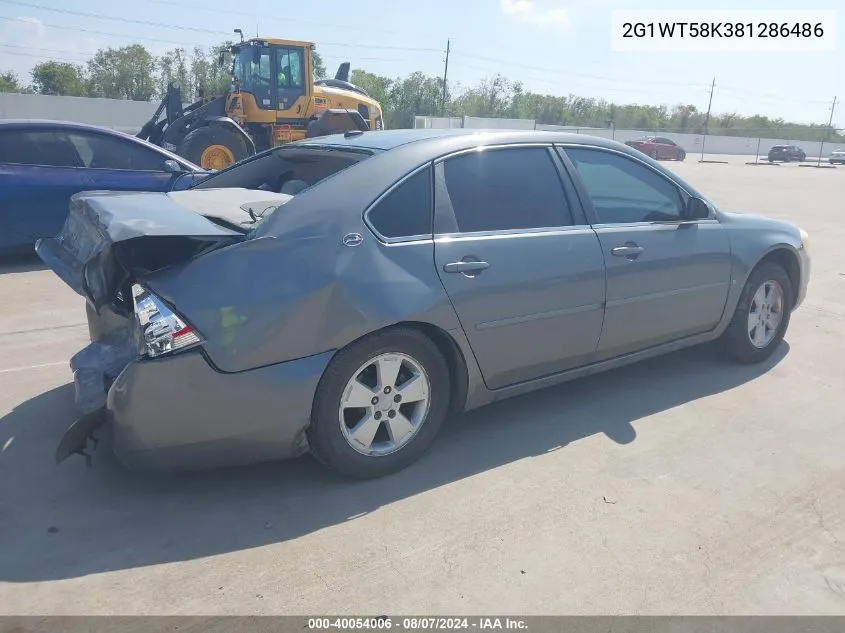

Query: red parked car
left=625, top=136, right=686, bottom=161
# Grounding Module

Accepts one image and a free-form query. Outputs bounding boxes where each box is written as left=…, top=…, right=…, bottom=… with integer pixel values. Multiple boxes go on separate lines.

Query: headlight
left=799, top=228, right=810, bottom=251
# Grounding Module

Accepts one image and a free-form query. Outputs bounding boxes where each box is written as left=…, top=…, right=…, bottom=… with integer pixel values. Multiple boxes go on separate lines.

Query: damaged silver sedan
left=37, top=129, right=810, bottom=478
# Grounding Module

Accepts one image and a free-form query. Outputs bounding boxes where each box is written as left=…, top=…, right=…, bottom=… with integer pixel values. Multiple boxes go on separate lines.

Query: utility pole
left=700, top=76, right=715, bottom=162
left=441, top=39, right=450, bottom=117
left=818, top=95, right=837, bottom=166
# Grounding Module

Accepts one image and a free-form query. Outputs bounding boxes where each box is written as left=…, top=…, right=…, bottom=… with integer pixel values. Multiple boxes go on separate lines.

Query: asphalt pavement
left=1, top=154, right=844, bottom=615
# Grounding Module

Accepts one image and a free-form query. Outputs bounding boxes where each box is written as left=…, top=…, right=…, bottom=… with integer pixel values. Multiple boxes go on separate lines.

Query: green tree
left=31, top=61, right=88, bottom=96
left=87, top=44, right=156, bottom=101
left=312, top=50, right=327, bottom=80
left=387, top=71, right=443, bottom=129
left=350, top=69, right=393, bottom=109
left=157, top=47, right=190, bottom=97
left=1, top=70, right=32, bottom=93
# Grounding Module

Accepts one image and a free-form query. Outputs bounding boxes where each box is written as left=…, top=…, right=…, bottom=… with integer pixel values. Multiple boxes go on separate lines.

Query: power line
left=0, top=15, right=212, bottom=47
left=447, top=61, right=710, bottom=98
left=0, top=1, right=444, bottom=53
left=139, top=0, right=441, bottom=42
left=0, top=0, right=228, bottom=35
left=1, top=49, right=88, bottom=63
left=0, top=43, right=429, bottom=66
left=712, top=83, right=831, bottom=106
left=450, top=50, right=712, bottom=89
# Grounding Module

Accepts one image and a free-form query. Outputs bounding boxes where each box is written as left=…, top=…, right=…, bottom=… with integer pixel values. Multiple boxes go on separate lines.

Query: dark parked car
left=0, top=120, right=207, bottom=254
left=37, top=129, right=811, bottom=479
left=624, top=136, right=686, bottom=161
left=767, top=144, right=806, bottom=162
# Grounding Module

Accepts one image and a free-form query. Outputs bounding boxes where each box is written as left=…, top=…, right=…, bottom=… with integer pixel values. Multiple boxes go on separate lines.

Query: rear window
left=191, top=144, right=376, bottom=194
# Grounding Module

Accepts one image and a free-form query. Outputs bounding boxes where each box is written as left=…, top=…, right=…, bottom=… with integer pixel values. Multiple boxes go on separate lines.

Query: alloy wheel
left=338, top=353, right=432, bottom=456
left=747, top=280, right=784, bottom=349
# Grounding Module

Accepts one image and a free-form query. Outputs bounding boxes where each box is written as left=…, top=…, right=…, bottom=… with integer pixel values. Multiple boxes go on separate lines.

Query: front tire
left=650, top=149, right=659, bottom=160
left=308, top=327, right=451, bottom=479
left=718, top=261, right=793, bottom=364
left=677, top=150, right=686, bottom=161
left=178, top=126, right=249, bottom=170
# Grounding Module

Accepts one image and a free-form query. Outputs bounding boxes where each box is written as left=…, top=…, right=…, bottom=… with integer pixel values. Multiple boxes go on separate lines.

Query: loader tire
left=179, top=126, right=249, bottom=170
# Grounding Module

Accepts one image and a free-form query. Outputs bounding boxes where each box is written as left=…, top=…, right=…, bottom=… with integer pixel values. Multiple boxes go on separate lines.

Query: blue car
left=0, top=120, right=207, bottom=254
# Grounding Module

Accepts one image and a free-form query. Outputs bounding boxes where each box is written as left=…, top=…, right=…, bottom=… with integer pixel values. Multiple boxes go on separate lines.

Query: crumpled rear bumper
left=106, top=348, right=335, bottom=471
left=55, top=328, right=139, bottom=465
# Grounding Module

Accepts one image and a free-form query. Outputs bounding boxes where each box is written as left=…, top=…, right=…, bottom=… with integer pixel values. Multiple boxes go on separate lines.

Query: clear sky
left=0, top=0, right=842, bottom=127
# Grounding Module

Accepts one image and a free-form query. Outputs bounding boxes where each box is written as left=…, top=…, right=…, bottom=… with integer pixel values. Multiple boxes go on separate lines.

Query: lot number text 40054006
left=307, top=618, right=528, bottom=630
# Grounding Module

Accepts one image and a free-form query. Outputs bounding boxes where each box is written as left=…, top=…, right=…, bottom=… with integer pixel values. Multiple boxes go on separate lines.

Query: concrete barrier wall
left=3, top=93, right=843, bottom=157
left=0, top=92, right=159, bottom=134
left=416, top=116, right=845, bottom=157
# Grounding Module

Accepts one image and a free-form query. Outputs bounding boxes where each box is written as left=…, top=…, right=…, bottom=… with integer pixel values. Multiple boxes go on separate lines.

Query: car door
left=0, top=128, right=84, bottom=249
left=432, top=144, right=607, bottom=390
left=558, top=145, right=732, bottom=359
left=652, top=137, right=672, bottom=159
left=66, top=131, right=180, bottom=193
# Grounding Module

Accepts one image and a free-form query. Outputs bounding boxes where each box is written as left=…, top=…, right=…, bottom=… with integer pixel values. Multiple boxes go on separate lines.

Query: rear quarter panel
left=142, top=147, right=465, bottom=374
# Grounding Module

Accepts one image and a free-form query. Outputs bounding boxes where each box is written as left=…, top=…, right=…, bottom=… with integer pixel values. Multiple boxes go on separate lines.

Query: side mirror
left=163, top=159, right=184, bottom=174
left=686, top=196, right=710, bottom=220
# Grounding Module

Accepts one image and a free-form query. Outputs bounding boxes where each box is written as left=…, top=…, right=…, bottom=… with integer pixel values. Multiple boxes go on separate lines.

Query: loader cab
left=230, top=39, right=311, bottom=115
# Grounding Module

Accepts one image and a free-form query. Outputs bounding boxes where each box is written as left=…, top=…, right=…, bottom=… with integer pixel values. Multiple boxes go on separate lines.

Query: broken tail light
left=132, top=284, right=201, bottom=358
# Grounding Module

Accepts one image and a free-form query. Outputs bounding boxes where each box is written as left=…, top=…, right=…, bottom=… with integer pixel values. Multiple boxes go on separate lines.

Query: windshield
left=190, top=145, right=376, bottom=194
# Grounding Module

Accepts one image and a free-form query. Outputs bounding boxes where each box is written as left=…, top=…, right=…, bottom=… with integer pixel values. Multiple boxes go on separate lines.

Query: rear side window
left=67, top=132, right=166, bottom=171
left=367, top=165, right=432, bottom=239
left=0, top=130, right=82, bottom=167
left=442, top=147, right=573, bottom=233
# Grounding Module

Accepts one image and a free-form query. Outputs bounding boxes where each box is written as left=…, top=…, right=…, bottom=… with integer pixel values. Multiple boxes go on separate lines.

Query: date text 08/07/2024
left=307, top=618, right=529, bottom=630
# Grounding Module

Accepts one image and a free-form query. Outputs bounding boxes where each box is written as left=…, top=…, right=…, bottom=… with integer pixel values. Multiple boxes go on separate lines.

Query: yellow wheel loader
left=138, top=34, right=385, bottom=170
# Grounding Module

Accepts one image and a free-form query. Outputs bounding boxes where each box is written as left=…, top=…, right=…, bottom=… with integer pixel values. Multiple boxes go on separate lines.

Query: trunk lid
left=36, top=188, right=291, bottom=312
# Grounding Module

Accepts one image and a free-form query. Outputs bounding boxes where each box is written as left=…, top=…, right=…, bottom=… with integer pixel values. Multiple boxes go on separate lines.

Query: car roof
left=0, top=119, right=203, bottom=170
left=297, top=127, right=632, bottom=152
left=257, top=126, right=711, bottom=239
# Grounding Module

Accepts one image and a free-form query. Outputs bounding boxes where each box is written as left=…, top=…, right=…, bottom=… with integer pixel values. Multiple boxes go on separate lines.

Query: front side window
left=67, top=133, right=167, bottom=171
left=367, top=165, right=432, bottom=239
left=442, top=147, right=573, bottom=233
left=563, top=147, right=685, bottom=224
left=276, top=47, right=304, bottom=88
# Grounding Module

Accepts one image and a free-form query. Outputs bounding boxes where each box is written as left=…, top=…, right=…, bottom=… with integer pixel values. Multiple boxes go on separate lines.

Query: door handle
left=443, top=260, right=490, bottom=274
left=611, top=245, right=644, bottom=258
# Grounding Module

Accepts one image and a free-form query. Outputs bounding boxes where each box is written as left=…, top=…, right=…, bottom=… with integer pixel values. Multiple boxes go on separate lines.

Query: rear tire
left=717, top=261, right=793, bottom=364
left=677, top=150, right=686, bottom=161
left=178, top=126, right=249, bottom=170
left=650, top=149, right=659, bottom=160
left=308, top=327, right=451, bottom=479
